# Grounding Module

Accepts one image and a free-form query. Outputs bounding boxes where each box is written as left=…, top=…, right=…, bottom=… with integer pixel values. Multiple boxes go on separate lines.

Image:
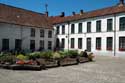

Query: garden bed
left=0, top=50, right=94, bottom=70
left=60, top=57, right=78, bottom=66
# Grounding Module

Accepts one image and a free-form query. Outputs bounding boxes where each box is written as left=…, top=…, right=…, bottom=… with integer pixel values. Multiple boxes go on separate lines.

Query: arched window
left=120, top=17, right=125, bottom=31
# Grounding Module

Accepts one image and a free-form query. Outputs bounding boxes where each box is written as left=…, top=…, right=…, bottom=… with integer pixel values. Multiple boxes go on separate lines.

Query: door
left=87, top=38, right=91, bottom=52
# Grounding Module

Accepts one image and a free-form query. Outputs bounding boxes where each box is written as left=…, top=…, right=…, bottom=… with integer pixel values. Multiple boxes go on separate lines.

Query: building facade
left=53, top=1, right=125, bottom=57
left=0, top=0, right=125, bottom=56
left=54, top=13, right=125, bottom=56
left=0, top=4, right=55, bottom=52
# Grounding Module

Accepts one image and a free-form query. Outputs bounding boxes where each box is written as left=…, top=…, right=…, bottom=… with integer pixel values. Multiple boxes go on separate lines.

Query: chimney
left=72, top=12, right=76, bottom=16
left=80, top=10, right=84, bottom=15
left=118, top=0, right=124, bottom=6
left=45, top=11, right=49, bottom=17
left=60, top=12, right=65, bottom=17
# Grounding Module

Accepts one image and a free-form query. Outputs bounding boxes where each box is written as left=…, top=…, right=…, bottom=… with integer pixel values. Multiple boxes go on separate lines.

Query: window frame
left=71, top=24, right=75, bottom=34
left=107, top=19, right=113, bottom=32
left=107, top=37, right=113, bottom=51
left=78, top=38, right=82, bottom=49
left=48, top=30, right=52, bottom=38
left=120, top=17, right=125, bottom=31
left=96, top=20, right=101, bottom=32
left=48, top=41, right=52, bottom=50
left=2, top=39, right=9, bottom=51
left=39, top=40, right=44, bottom=50
left=96, top=37, right=101, bottom=50
left=40, top=29, right=44, bottom=37
left=30, top=40, right=35, bottom=51
left=119, top=37, right=125, bottom=51
left=15, top=39, right=22, bottom=50
left=56, top=26, right=60, bottom=34
left=62, top=25, right=65, bottom=34
left=71, top=38, right=75, bottom=48
left=61, top=38, right=65, bottom=48
left=87, top=22, right=91, bottom=33
left=78, top=23, right=82, bottom=33
left=31, top=28, right=35, bottom=37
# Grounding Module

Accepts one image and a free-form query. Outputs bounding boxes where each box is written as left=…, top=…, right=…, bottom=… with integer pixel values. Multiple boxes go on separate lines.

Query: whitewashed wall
left=54, top=13, right=125, bottom=57
left=0, top=23, right=55, bottom=51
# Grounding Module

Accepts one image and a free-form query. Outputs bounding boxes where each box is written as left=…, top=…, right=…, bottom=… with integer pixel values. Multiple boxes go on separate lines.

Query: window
left=31, top=28, right=35, bottom=37
left=71, top=38, right=75, bottom=48
left=120, top=17, right=125, bottom=31
left=107, top=37, right=113, bottom=51
left=30, top=40, right=35, bottom=50
left=96, top=37, right=101, bottom=50
left=119, top=37, right=125, bottom=51
left=78, top=38, right=82, bottom=49
left=96, top=20, right=101, bottom=32
left=71, top=24, right=75, bottom=34
left=39, top=40, right=44, bottom=50
left=2, top=39, right=9, bottom=51
left=87, top=22, right=91, bottom=33
left=62, top=25, right=65, bottom=34
left=107, top=19, right=113, bottom=32
left=48, top=41, right=52, bottom=50
left=78, top=23, right=82, bottom=33
left=61, top=38, right=65, bottom=48
left=15, top=39, right=22, bottom=50
left=48, top=30, right=52, bottom=38
left=56, top=26, right=60, bottom=34
left=40, top=29, right=44, bottom=37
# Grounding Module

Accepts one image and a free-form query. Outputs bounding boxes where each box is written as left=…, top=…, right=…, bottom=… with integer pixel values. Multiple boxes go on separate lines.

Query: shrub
left=16, top=54, right=29, bottom=60
left=53, top=52, right=62, bottom=59
left=67, top=50, right=79, bottom=58
left=58, top=51, right=68, bottom=58
left=0, top=53, right=16, bottom=64
left=28, top=52, right=41, bottom=59
left=40, top=51, right=53, bottom=59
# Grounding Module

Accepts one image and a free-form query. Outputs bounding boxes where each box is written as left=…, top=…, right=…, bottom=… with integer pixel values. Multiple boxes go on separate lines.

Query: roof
left=50, top=4, right=125, bottom=24
left=0, top=3, right=52, bottom=29
left=1, top=3, right=125, bottom=27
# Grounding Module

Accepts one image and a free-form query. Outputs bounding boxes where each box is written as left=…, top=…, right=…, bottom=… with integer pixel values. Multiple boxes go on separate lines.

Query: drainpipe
left=67, top=21, right=70, bottom=52
left=114, top=14, right=116, bottom=56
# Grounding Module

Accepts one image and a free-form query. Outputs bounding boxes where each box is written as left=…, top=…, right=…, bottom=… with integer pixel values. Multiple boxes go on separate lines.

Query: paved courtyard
left=0, top=56, right=125, bottom=83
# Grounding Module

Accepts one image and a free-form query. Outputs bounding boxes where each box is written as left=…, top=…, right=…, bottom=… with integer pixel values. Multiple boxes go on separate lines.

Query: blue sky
left=0, top=0, right=119, bottom=16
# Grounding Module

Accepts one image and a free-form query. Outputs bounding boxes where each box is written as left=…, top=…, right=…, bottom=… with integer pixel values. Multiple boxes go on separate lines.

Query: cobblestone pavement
left=0, top=56, right=125, bottom=83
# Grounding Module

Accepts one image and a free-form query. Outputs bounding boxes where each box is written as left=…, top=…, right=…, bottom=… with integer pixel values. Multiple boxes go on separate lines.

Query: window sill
left=119, top=48, right=125, bottom=51
left=96, top=48, right=101, bottom=50
left=107, top=48, right=112, bottom=51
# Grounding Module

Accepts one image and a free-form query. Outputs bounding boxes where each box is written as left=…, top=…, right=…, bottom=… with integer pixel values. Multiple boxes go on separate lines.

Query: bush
left=28, top=52, right=41, bottom=59
left=0, top=53, right=16, bottom=64
left=16, top=54, right=29, bottom=60
left=67, top=50, right=79, bottom=58
left=40, top=51, right=53, bottom=59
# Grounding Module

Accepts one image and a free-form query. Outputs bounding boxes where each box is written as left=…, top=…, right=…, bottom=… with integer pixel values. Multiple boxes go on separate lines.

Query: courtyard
left=0, top=56, right=125, bottom=83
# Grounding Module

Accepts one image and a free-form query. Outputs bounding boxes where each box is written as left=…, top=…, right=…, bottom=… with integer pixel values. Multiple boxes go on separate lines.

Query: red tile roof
left=0, top=3, right=125, bottom=27
left=50, top=5, right=125, bottom=24
left=0, top=3, right=52, bottom=29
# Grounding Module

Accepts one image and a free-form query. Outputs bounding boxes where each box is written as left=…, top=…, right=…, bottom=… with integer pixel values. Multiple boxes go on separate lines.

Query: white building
left=0, top=0, right=125, bottom=57
left=53, top=0, right=125, bottom=57
left=0, top=4, right=55, bottom=52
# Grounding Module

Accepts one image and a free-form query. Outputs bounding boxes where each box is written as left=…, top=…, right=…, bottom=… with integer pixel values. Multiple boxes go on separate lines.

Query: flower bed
left=0, top=50, right=94, bottom=70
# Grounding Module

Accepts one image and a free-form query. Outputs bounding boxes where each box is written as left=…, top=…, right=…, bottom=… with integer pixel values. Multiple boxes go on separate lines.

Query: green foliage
left=28, top=52, right=41, bottom=59
left=16, top=54, right=29, bottom=60
left=40, top=51, right=53, bottom=59
left=0, top=53, right=16, bottom=64
left=68, top=50, right=79, bottom=58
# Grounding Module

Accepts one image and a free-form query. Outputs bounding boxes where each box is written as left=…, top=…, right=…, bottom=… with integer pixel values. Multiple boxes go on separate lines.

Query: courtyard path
left=0, top=56, right=125, bottom=83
